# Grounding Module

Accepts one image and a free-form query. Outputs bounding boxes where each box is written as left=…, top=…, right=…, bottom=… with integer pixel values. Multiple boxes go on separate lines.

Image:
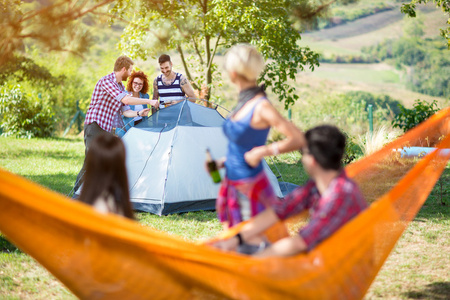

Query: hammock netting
left=0, top=108, right=449, bottom=299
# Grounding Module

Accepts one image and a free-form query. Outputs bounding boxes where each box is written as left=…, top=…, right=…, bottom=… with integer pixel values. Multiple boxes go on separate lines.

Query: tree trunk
left=177, top=44, right=199, bottom=91
left=205, top=35, right=212, bottom=107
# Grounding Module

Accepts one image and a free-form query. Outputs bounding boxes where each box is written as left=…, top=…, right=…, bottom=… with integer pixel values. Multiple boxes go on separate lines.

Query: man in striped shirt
left=212, top=125, right=368, bottom=257
left=152, top=54, right=196, bottom=108
left=73, top=56, right=158, bottom=193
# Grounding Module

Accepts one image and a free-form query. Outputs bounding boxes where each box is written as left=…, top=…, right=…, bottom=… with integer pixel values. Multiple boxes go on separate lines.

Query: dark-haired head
left=304, top=125, right=346, bottom=170
left=80, top=133, right=134, bottom=219
left=158, top=54, right=171, bottom=64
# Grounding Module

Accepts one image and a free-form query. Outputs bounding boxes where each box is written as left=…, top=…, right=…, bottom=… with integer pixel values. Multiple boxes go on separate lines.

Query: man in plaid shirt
left=212, top=125, right=367, bottom=257
left=73, top=56, right=158, bottom=193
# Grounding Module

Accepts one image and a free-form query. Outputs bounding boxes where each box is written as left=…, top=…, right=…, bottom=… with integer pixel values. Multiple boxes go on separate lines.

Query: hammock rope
left=0, top=107, right=449, bottom=299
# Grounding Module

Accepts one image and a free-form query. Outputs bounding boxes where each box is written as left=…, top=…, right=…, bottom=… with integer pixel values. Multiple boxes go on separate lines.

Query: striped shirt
left=84, top=72, right=128, bottom=132
left=156, top=73, right=186, bottom=103
left=271, top=170, right=367, bottom=251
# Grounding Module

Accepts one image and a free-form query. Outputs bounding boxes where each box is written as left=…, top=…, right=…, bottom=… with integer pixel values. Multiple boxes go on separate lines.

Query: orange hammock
left=0, top=108, right=449, bottom=300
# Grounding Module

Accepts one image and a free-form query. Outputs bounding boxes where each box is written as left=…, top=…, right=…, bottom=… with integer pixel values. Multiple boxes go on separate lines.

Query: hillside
left=305, top=2, right=437, bottom=41
left=296, top=2, right=449, bottom=109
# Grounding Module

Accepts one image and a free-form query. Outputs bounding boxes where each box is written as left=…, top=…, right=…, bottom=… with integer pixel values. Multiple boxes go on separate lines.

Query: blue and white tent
left=122, top=100, right=283, bottom=215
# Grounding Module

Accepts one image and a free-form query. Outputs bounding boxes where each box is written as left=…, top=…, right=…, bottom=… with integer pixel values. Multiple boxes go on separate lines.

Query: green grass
left=300, top=36, right=362, bottom=56
left=306, top=64, right=401, bottom=85
left=136, top=211, right=222, bottom=241
left=0, top=137, right=84, bottom=195
left=0, top=136, right=449, bottom=299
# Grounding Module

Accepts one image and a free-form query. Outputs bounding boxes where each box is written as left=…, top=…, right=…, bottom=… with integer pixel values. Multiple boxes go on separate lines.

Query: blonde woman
left=213, top=44, right=305, bottom=232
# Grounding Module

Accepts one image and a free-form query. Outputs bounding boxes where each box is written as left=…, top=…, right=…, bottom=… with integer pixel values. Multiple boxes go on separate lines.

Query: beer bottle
left=206, top=148, right=221, bottom=183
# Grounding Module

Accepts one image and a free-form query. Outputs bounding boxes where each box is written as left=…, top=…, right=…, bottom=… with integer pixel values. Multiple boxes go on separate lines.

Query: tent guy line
left=129, top=123, right=168, bottom=193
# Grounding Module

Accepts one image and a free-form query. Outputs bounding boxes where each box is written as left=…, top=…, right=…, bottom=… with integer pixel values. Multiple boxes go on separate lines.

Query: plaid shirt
left=84, top=72, right=129, bottom=132
left=216, top=171, right=275, bottom=227
left=272, top=170, right=367, bottom=251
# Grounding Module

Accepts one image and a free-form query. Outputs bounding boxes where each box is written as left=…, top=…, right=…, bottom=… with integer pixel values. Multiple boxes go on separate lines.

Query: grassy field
left=0, top=136, right=449, bottom=299
left=304, top=63, right=401, bottom=85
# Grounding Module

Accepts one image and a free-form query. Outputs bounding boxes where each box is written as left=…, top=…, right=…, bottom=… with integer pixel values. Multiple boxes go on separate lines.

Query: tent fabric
left=123, top=101, right=282, bottom=215
left=0, top=107, right=449, bottom=299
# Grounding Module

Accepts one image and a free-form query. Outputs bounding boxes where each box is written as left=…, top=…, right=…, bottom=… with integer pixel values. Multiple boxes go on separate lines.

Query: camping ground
left=0, top=137, right=449, bottom=299
left=1, top=0, right=449, bottom=298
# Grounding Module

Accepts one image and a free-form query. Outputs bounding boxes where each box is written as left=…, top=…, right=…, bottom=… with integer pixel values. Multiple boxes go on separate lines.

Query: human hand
left=148, top=99, right=159, bottom=108
left=140, top=108, right=151, bottom=117
left=216, top=157, right=226, bottom=169
left=244, top=147, right=264, bottom=168
left=204, top=157, right=225, bottom=174
left=209, top=236, right=239, bottom=252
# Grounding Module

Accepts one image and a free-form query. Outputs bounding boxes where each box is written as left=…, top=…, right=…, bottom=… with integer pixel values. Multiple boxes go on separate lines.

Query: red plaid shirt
left=84, top=72, right=129, bottom=132
left=216, top=171, right=276, bottom=227
left=272, top=170, right=367, bottom=251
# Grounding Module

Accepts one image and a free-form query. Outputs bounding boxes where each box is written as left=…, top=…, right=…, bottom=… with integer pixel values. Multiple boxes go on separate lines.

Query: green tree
left=111, top=0, right=354, bottom=108
left=0, top=0, right=114, bottom=67
left=403, top=12, right=425, bottom=38
left=0, top=85, right=56, bottom=138
left=0, top=0, right=122, bottom=136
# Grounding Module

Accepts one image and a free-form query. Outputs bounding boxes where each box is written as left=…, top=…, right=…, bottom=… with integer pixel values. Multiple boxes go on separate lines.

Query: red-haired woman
left=116, top=70, right=151, bottom=137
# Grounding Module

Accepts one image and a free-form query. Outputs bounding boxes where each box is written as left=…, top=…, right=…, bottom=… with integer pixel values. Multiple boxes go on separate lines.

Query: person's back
left=223, top=98, right=270, bottom=180
left=79, top=133, right=134, bottom=219
left=269, top=125, right=367, bottom=253
left=272, top=168, right=366, bottom=251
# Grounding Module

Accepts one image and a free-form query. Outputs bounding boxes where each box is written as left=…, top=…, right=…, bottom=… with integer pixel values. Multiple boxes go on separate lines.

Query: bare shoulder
left=258, top=97, right=272, bottom=108
left=255, top=97, right=275, bottom=112
left=179, top=74, right=189, bottom=85
left=255, top=98, right=281, bottom=121
left=152, top=77, right=159, bottom=90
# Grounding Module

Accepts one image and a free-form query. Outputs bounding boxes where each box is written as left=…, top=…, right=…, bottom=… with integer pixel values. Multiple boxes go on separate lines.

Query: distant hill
left=305, top=3, right=436, bottom=40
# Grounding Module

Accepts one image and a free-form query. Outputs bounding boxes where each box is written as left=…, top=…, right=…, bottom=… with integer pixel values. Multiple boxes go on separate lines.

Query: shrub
left=343, top=132, right=363, bottom=165
left=0, top=85, right=56, bottom=138
left=357, top=125, right=402, bottom=156
left=345, top=91, right=403, bottom=117
left=392, top=99, right=440, bottom=133
left=295, top=91, right=401, bottom=137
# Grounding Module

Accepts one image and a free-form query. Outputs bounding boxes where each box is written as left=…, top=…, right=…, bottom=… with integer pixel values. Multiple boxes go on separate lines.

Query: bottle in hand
left=206, top=148, right=221, bottom=183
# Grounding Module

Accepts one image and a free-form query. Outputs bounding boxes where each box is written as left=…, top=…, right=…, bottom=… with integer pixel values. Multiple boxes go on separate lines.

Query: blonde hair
left=224, top=44, right=265, bottom=82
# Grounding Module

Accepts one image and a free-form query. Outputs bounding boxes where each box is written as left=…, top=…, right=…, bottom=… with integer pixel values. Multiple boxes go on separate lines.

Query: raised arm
left=180, top=75, right=196, bottom=102
left=245, top=101, right=305, bottom=167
